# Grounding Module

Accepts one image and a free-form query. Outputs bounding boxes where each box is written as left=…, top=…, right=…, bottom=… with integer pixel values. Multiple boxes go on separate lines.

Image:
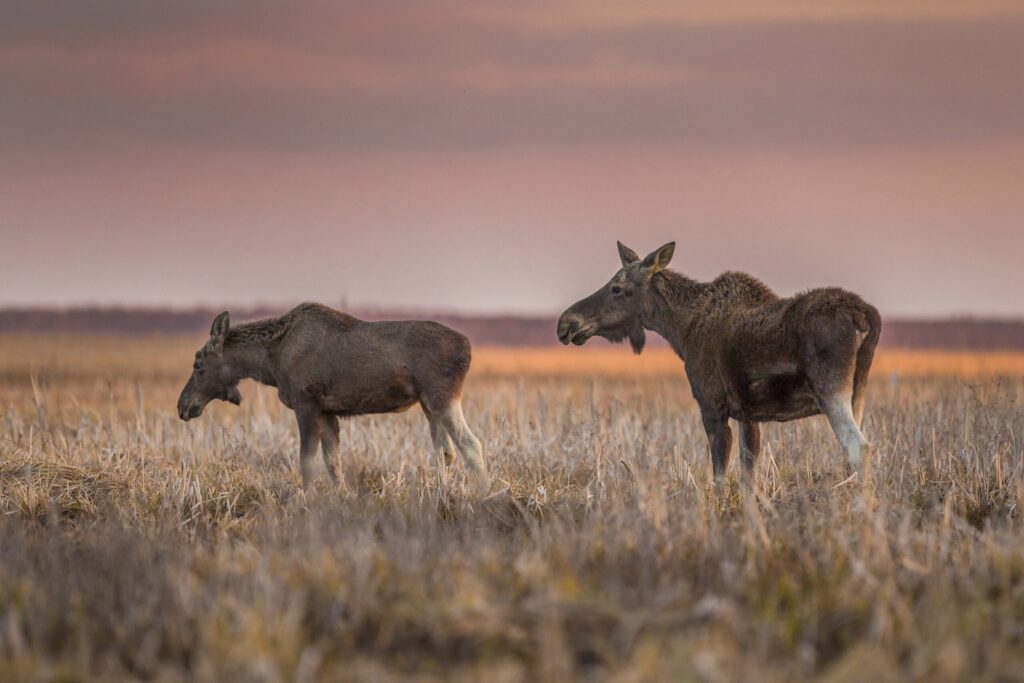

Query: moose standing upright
left=177, top=303, right=487, bottom=489
left=557, top=242, right=881, bottom=477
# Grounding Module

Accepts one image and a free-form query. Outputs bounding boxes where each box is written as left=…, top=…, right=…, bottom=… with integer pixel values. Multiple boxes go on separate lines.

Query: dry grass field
left=1, top=335, right=1023, bottom=682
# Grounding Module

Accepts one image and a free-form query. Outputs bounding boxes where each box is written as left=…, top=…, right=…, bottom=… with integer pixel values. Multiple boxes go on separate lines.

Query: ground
left=0, top=336, right=1022, bottom=682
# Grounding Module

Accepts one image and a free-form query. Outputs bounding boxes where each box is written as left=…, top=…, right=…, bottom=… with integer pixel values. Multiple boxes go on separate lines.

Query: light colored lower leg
left=319, top=415, right=341, bottom=484
left=852, top=391, right=866, bottom=427
left=823, top=395, right=869, bottom=471
left=439, top=401, right=487, bottom=477
left=424, top=408, right=457, bottom=466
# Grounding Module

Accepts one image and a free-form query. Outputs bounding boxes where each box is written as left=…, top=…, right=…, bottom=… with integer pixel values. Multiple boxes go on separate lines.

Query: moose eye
left=611, top=285, right=623, bottom=295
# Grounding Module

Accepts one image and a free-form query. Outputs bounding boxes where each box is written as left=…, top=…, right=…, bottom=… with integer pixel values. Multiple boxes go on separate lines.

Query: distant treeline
left=1, top=307, right=1023, bottom=350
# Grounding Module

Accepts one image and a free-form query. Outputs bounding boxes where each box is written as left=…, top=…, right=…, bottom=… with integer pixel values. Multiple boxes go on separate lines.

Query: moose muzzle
left=178, top=401, right=203, bottom=421
left=557, top=313, right=594, bottom=346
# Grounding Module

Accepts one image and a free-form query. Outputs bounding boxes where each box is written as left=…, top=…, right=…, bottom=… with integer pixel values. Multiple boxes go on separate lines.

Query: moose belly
left=318, top=378, right=419, bottom=417
left=735, top=371, right=821, bottom=422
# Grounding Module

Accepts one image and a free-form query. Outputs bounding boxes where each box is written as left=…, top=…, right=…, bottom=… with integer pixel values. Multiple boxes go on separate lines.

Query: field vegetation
left=1, top=335, right=1023, bottom=681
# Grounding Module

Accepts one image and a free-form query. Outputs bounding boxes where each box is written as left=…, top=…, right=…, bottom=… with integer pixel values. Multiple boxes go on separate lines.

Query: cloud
left=1, top=4, right=1022, bottom=153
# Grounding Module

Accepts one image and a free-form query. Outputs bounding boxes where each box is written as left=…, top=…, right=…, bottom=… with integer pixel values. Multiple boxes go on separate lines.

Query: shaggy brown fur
left=557, top=242, right=881, bottom=477
left=177, top=303, right=486, bottom=488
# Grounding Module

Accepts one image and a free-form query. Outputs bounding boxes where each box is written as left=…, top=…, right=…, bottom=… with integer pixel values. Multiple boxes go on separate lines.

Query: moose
left=557, top=242, right=881, bottom=477
left=177, top=303, right=487, bottom=489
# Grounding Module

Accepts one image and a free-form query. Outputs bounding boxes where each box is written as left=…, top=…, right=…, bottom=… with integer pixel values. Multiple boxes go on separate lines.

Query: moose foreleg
left=295, top=409, right=322, bottom=490
left=701, top=411, right=733, bottom=479
left=739, top=421, right=761, bottom=474
left=319, top=414, right=341, bottom=484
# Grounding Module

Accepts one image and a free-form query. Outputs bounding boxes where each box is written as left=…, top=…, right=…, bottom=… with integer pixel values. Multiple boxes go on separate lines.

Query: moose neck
left=221, top=317, right=291, bottom=387
left=223, top=341, right=278, bottom=387
left=643, top=270, right=707, bottom=358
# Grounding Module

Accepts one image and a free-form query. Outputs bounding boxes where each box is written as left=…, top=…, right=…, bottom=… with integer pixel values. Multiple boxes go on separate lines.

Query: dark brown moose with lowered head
left=557, top=242, right=881, bottom=478
left=177, top=303, right=486, bottom=489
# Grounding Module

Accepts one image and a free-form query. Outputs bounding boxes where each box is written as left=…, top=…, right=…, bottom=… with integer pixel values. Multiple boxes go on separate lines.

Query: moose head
left=557, top=241, right=675, bottom=354
left=177, top=311, right=242, bottom=421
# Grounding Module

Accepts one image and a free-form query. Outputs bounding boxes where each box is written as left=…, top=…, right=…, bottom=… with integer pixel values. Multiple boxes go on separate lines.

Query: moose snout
left=557, top=313, right=590, bottom=345
left=557, top=314, right=577, bottom=345
left=178, top=401, right=203, bottom=421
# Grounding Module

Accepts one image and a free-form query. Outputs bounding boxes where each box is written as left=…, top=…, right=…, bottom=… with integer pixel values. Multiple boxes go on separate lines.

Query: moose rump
left=721, top=288, right=881, bottom=430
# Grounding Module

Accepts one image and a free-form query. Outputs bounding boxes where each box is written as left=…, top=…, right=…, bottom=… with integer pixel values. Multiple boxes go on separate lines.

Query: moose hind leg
left=739, top=421, right=761, bottom=473
left=422, top=404, right=457, bottom=466
left=319, top=414, right=341, bottom=484
left=805, top=323, right=871, bottom=472
left=852, top=386, right=868, bottom=428
left=820, top=394, right=870, bottom=472
left=808, top=357, right=870, bottom=471
left=438, top=400, right=487, bottom=479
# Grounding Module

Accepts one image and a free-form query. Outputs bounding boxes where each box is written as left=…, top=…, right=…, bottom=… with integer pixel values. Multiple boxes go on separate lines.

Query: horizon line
left=1, top=302, right=1024, bottom=323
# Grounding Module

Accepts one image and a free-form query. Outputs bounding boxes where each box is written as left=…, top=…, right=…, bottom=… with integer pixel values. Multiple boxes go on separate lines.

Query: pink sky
left=2, top=1, right=1023, bottom=316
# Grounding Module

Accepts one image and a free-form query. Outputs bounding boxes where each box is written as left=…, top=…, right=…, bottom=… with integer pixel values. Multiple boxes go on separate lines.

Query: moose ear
left=640, top=242, right=675, bottom=274
left=617, top=241, right=641, bottom=267
left=208, top=311, right=230, bottom=352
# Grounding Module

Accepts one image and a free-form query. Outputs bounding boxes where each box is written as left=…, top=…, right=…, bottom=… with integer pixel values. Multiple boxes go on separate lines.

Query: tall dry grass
left=1, top=335, right=1023, bottom=682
